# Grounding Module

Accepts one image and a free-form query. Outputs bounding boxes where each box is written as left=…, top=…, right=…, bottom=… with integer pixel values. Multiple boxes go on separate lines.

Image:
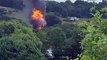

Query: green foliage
left=47, top=1, right=107, bottom=18
left=36, top=31, right=48, bottom=46
left=80, top=7, right=107, bottom=60
left=0, top=21, right=46, bottom=60
left=46, top=14, right=62, bottom=26
left=39, top=23, right=84, bottom=59
left=36, top=30, right=48, bottom=53
left=46, top=1, right=93, bottom=18
left=47, top=27, right=66, bottom=54
left=60, top=23, right=84, bottom=58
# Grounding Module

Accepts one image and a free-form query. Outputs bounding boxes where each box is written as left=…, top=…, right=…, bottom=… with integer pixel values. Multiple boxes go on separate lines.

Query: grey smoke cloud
left=30, top=0, right=47, bottom=30
left=17, top=0, right=46, bottom=30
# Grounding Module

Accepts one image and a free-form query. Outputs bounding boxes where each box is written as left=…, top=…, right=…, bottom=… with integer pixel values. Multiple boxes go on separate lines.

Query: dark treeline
left=0, top=0, right=107, bottom=18
left=0, top=0, right=24, bottom=10
left=46, top=0, right=107, bottom=18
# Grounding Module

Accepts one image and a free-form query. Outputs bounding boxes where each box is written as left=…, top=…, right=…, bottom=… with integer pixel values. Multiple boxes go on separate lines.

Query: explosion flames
left=32, top=9, right=44, bottom=21
left=31, top=8, right=45, bottom=30
left=30, top=0, right=46, bottom=30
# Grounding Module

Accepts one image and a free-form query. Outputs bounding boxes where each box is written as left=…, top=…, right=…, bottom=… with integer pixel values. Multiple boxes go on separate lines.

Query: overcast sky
left=54, top=0, right=102, bottom=3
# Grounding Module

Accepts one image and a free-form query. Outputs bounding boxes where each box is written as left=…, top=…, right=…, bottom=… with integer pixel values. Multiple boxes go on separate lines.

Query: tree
left=79, top=7, right=107, bottom=60
left=46, top=1, right=107, bottom=18
left=60, top=23, right=84, bottom=59
left=47, top=27, right=66, bottom=56
left=0, top=21, right=46, bottom=60
left=35, top=30, right=49, bottom=55
left=46, top=14, right=62, bottom=26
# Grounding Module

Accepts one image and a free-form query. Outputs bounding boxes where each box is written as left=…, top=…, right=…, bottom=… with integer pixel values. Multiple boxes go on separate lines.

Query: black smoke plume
left=18, top=0, right=46, bottom=30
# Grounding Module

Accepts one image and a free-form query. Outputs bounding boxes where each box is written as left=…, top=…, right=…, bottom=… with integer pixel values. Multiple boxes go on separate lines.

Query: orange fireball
left=31, top=8, right=45, bottom=30
left=31, top=8, right=44, bottom=21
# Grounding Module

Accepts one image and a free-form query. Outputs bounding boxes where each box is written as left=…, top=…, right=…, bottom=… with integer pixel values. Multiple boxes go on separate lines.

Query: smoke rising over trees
left=0, top=0, right=107, bottom=60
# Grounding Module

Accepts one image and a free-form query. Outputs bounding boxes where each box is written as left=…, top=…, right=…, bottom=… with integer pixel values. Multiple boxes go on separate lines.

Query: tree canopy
left=46, top=0, right=107, bottom=18
left=0, top=21, right=46, bottom=60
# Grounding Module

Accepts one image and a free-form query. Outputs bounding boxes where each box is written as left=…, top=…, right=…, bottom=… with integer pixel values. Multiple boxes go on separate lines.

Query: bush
left=0, top=21, right=46, bottom=60
left=46, top=14, right=62, bottom=26
left=80, top=8, right=107, bottom=60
